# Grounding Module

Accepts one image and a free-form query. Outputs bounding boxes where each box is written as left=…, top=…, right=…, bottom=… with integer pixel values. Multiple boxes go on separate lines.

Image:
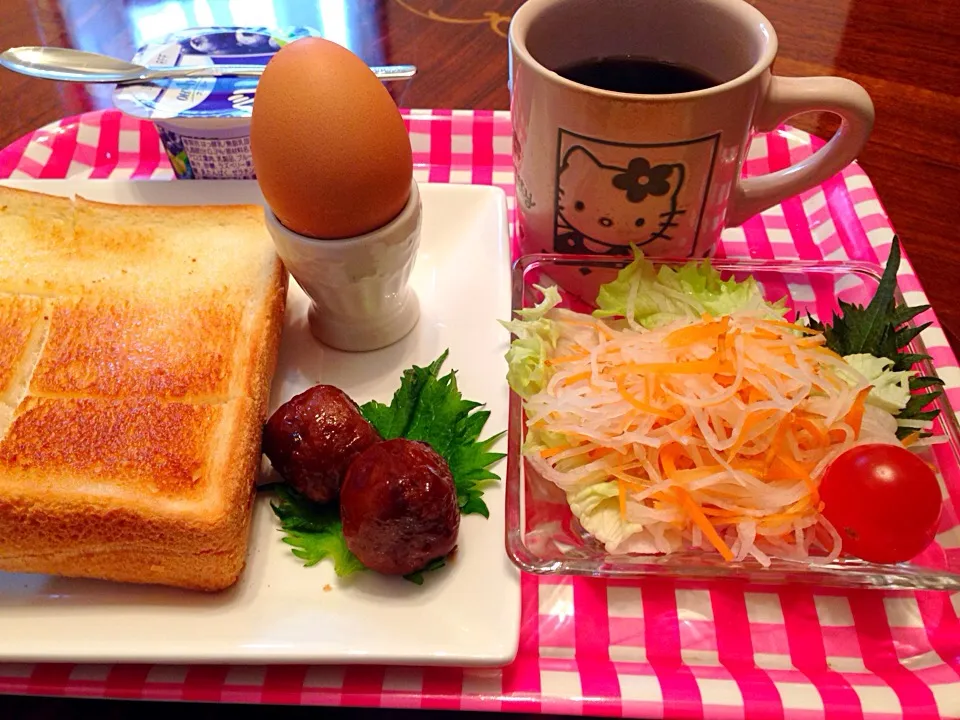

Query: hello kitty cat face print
left=550, top=129, right=720, bottom=257
left=556, top=146, right=686, bottom=255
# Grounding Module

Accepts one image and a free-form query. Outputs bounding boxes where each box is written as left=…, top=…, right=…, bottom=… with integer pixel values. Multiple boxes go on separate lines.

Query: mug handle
left=726, top=75, right=875, bottom=227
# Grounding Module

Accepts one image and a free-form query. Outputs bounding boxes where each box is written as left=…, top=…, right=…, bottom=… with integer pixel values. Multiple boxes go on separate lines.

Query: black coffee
left=555, top=55, right=720, bottom=94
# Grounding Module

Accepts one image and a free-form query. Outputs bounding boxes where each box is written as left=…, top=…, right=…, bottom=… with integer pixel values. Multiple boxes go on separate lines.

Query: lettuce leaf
left=522, top=427, right=568, bottom=456
left=839, top=353, right=914, bottom=415
left=566, top=483, right=647, bottom=553
left=500, top=285, right=562, bottom=398
left=594, top=248, right=785, bottom=328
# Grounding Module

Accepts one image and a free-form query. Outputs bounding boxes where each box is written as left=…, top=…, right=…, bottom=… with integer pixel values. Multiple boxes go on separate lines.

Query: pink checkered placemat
left=1, top=108, right=959, bottom=719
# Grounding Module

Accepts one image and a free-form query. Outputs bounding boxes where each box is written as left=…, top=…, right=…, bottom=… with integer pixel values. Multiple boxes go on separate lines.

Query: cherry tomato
left=819, top=443, right=942, bottom=564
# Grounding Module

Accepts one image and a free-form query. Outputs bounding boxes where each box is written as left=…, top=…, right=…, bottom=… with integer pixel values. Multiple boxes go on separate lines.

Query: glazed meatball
left=262, top=384, right=381, bottom=503
left=340, top=438, right=460, bottom=575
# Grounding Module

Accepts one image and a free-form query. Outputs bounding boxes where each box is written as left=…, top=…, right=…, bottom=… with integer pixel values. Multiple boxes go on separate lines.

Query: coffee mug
left=508, top=0, right=875, bottom=259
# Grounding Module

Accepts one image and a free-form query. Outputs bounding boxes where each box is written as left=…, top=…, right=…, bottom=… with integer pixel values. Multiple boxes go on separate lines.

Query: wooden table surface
left=0, top=0, right=957, bottom=717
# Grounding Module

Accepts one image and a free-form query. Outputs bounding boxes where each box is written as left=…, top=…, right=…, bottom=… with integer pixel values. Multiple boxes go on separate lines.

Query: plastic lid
left=112, top=26, right=319, bottom=121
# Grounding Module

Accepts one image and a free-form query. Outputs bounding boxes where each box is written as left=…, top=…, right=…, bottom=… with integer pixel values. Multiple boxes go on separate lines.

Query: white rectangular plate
left=0, top=179, right=520, bottom=666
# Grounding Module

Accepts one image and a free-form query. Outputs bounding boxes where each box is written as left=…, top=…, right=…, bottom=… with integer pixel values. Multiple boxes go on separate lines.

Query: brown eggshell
left=251, top=37, right=413, bottom=239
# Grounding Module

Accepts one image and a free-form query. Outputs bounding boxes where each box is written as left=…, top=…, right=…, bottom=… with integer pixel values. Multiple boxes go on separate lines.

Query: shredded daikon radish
left=523, top=309, right=905, bottom=566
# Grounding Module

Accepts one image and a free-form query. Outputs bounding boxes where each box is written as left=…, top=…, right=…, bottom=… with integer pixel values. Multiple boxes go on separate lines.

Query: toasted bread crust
left=238, top=256, right=289, bottom=419
left=0, top=186, right=286, bottom=591
left=32, top=294, right=245, bottom=400
left=0, top=294, right=45, bottom=400
left=0, top=397, right=262, bottom=591
left=0, top=397, right=221, bottom=499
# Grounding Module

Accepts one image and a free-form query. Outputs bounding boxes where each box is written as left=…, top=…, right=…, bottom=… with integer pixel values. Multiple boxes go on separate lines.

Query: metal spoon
left=0, top=46, right=417, bottom=84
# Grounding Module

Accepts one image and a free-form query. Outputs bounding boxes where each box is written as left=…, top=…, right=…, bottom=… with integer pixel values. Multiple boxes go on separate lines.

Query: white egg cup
left=264, top=179, right=422, bottom=352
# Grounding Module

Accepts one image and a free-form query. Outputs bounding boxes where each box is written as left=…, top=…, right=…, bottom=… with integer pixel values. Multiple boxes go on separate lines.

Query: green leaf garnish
left=270, top=485, right=366, bottom=577
left=269, top=350, right=505, bottom=582
left=805, top=237, right=943, bottom=437
left=360, top=349, right=506, bottom=518
left=360, top=353, right=448, bottom=441
left=403, top=555, right=448, bottom=585
left=910, top=376, right=946, bottom=391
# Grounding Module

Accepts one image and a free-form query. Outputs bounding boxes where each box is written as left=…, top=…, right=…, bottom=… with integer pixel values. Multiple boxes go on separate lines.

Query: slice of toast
left=0, top=185, right=286, bottom=591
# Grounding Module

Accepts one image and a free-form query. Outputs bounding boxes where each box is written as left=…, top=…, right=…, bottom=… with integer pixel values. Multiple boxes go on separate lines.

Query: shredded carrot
left=764, top=456, right=808, bottom=481
left=843, top=386, right=872, bottom=438
left=646, top=374, right=656, bottom=401
left=758, top=512, right=802, bottom=528
left=730, top=458, right=767, bottom=474
left=611, top=470, right=646, bottom=492
left=827, top=428, right=848, bottom=444
left=612, top=357, right=731, bottom=375
left=901, top=431, right=922, bottom=447
left=546, top=352, right=589, bottom=366
left=728, top=409, right=779, bottom=459
left=785, top=495, right=816, bottom=515
left=671, top=487, right=735, bottom=561
left=671, top=466, right=725, bottom=482
left=795, top=415, right=828, bottom=447
left=765, top=413, right=792, bottom=466
left=665, top=316, right=730, bottom=347
left=560, top=370, right=593, bottom=386
left=710, top=516, right=750, bottom=526
left=616, top=375, right=676, bottom=418
left=659, top=442, right=683, bottom=476
left=618, top=481, right=627, bottom=518
left=700, top=506, right=744, bottom=518
left=769, top=454, right=819, bottom=501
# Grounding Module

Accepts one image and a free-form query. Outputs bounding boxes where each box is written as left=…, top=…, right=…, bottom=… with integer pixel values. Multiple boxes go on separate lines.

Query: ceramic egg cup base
left=265, top=179, right=423, bottom=353
left=306, top=288, right=420, bottom=352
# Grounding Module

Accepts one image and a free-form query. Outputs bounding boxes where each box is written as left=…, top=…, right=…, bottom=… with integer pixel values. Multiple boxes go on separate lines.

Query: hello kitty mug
left=508, top=0, right=875, bottom=258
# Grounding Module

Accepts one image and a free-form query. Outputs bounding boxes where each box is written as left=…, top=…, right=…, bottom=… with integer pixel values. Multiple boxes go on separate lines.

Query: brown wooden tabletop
left=0, top=0, right=958, bottom=717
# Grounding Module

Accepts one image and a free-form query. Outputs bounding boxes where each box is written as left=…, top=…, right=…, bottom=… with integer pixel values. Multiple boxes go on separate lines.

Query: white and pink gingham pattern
left=0, top=109, right=958, bottom=719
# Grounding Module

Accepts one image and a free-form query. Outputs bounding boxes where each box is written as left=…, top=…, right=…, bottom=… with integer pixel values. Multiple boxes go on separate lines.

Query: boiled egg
left=251, top=37, right=413, bottom=239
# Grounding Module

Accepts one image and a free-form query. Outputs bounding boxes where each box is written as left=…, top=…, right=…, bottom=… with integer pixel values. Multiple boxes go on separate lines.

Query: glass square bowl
left=504, top=254, right=960, bottom=590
